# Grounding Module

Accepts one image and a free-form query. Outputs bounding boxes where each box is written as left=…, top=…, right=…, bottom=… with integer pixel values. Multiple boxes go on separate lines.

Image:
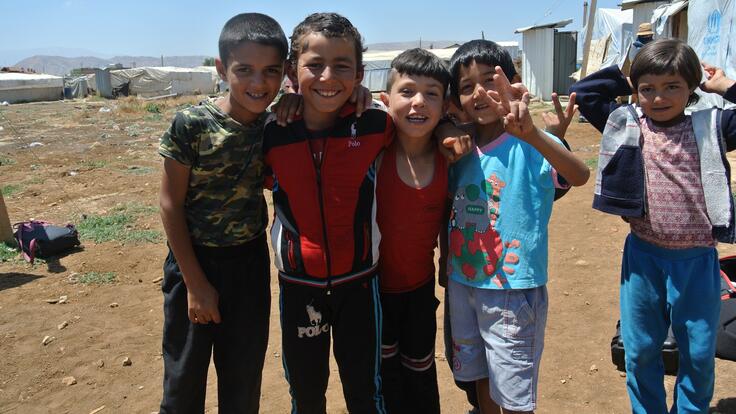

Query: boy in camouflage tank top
left=157, top=13, right=287, bottom=414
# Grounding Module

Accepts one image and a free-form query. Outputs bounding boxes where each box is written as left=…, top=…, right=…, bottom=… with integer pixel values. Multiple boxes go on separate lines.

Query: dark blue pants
left=279, top=275, right=385, bottom=414
left=620, top=234, right=720, bottom=414
left=159, top=235, right=271, bottom=414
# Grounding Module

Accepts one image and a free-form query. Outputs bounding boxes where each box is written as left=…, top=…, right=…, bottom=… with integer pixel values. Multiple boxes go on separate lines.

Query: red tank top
left=376, top=144, right=448, bottom=293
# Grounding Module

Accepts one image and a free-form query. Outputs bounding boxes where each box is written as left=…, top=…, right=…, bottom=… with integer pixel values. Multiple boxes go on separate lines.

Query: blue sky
left=1, top=0, right=621, bottom=63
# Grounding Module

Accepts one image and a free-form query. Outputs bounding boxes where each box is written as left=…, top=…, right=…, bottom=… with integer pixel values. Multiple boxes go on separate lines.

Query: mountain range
left=6, top=41, right=462, bottom=76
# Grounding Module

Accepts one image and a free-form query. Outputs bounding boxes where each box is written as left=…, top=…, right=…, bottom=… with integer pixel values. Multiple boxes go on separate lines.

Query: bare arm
left=160, top=158, right=221, bottom=324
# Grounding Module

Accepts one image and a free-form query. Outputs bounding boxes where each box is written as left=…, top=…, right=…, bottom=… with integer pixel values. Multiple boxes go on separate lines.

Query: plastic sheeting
left=109, top=67, right=217, bottom=97
left=64, top=76, right=89, bottom=99
left=688, top=0, right=735, bottom=110
left=652, top=1, right=689, bottom=38
left=0, top=73, right=63, bottom=103
left=591, top=9, right=634, bottom=69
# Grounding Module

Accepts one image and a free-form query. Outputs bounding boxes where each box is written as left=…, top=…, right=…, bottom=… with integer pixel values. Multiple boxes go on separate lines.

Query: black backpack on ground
left=13, top=220, right=80, bottom=263
left=716, top=255, right=736, bottom=362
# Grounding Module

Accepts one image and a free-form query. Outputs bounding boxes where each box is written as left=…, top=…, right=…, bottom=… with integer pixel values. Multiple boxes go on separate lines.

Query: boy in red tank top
left=376, top=48, right=450, bottom=414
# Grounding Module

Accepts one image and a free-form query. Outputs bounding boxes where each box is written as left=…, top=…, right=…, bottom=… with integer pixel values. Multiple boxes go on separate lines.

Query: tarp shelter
left=621, top=0, right=671, bottom=35
left=64, top=76, right=89, bottom=99
left=109, top=67, right=217, bottom=98
left=361, top=42, right=519, bottom=92
left=575, top=8, right=633, bottom=78
left=0, top=73, right=63, bottom=103
left=688, top=0, right=735, bottom=110
left=651, top=1, right=689, bottom=40
left=516, top=19, right=577, bottom=100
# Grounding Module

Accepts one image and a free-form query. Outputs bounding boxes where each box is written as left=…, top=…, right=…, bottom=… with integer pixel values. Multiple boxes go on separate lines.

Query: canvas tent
left=651, top=1, right=689, bottom=40
left=621, top=0, right=670, bottom=34
left=64, top=76, right=89, bottom=99
left=688, top=0, right=735, bottom=110
left=576, top=8, right=633, bottom=78
left=0, top=72, right=63, bottom=103
left=361, top=42, right=519, bottom=92
left=108, top=67, right=217, bottom=97
left=515, top=19, right=577, bottom=100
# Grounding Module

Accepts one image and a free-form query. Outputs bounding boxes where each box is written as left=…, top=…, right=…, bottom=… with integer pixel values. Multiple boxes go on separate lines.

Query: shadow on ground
left=0, top=272, right=42, bottom=291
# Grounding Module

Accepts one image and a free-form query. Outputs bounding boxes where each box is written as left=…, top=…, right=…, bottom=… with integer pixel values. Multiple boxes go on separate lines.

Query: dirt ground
left=2, top=97, right=736, bottom=414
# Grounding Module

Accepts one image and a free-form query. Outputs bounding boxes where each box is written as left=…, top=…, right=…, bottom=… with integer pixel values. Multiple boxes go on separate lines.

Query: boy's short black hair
left=386, top=48, right=451, bottom=95
left=448, top=40, right=517, bottom=103
left=289, top=13, right=365, bottom=68
left=218, top=13, right=288, bottom=67
left=630, top=38, right=702, bottom=106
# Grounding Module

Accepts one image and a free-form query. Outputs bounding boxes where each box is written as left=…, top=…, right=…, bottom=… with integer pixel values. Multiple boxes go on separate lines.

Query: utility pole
left=0, top=191, right=14, bottom=244
left=481, top=30, right=485, bottom=40
left=580, top=0, right=597, bottom=78
left=583, top=1, right=589, bottom=26
left=161, top=55, right=164, bottom=66
left=419, top=37, right=422, bottom=48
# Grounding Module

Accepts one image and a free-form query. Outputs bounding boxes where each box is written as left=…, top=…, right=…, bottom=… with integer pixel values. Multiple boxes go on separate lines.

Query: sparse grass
left=585, top=158, right=598, bottom=169
left=77, top=203, right=161, bottom=244
left=80, top=159, right=107, bottom=169
left=144, top=102, right=162, bottom=113
left=0, top=241, right=19, bottom=262
left=2, top=184, right=21, bottom=197
left=79, top=271, right=117, bottom=284
left=26, top=176, right=44, bottom=185
left=144, top=113, right=163, bottom=122
left=0, top=155, right=14, bottom=166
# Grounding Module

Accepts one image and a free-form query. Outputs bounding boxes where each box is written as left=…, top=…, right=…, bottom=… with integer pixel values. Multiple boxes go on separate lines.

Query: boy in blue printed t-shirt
left=440, top=40, right=590, bottom=413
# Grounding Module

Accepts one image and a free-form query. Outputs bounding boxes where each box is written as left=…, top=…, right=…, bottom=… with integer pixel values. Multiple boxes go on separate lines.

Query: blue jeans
left=620, top=233, right=720, bottom=414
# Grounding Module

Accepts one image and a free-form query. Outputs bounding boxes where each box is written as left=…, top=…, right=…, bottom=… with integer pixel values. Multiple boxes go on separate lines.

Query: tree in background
left=202, top=57, right=215, bottom=66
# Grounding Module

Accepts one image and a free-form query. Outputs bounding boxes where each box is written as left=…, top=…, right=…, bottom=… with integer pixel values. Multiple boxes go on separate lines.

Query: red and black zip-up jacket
left=263, top=103, right=394, bottom=288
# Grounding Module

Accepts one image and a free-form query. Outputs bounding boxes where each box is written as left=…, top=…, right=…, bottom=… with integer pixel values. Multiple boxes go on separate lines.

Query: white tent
left=361, top=42, right=520, bottom=92
left=109, top=66, right=217, bottom=97
left=0, top=73, right=63, bottom=103
left=688, top=0, right=735, bottom=110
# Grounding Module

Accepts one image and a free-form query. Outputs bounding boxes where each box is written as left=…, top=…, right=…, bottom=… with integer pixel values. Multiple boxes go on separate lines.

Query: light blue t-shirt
left=447, top=132, right=567, bottom=290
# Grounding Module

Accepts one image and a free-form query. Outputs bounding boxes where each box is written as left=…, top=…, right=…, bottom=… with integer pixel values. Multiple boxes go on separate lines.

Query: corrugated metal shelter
left=515, top=19, right=576, bottom=100
left=0, top=73, right=63, bottom=103
left=361, top=42, right=520, bottom=92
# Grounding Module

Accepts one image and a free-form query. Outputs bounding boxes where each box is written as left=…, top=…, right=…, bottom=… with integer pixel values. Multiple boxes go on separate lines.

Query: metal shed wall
left=521, top=28, right=555, bottom=101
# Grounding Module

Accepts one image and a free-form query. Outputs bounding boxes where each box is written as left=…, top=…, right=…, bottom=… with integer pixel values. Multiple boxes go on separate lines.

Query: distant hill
left=365, top=40, right=462, bottom=51
left=12, top=55, right=212, bottom=76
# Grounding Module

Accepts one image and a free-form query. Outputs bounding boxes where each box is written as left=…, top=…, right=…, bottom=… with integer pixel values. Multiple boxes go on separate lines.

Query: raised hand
left=701, top=63, right=735, bottom=96
left=542, top=92, right=578, bottom=139
left=504, top=92, right=535, bottom=139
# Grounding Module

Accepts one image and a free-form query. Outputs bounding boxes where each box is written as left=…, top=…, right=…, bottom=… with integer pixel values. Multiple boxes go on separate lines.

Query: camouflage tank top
left=159, top=99, right=267, bottom=247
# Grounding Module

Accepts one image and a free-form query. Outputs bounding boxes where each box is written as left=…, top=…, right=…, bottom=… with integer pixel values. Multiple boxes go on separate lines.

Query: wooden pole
left=0, top=191, right=14, bottom=244
left=580, top=0, right=598, bottom=78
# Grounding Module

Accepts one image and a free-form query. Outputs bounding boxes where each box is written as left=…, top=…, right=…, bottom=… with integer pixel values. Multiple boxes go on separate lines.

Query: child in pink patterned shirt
left=571, top=38, right=736, bottom=414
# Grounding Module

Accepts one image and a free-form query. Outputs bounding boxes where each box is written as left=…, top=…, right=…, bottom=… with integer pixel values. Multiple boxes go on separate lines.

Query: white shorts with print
left=448, top=279, right=548, bottom=412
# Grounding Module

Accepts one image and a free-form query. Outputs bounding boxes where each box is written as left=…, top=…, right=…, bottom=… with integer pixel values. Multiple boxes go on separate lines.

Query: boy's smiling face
left=216, top=41, right=284, bottom=122
left=291, top=33, right=363, bottom=122
left=457, top=60, right=503, bottom=125
left=382, top=73, right=446, bottom=141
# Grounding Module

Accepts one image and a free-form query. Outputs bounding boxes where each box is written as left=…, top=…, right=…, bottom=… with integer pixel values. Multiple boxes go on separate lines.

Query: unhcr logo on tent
left=703, top=10, right=722, bottom=61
